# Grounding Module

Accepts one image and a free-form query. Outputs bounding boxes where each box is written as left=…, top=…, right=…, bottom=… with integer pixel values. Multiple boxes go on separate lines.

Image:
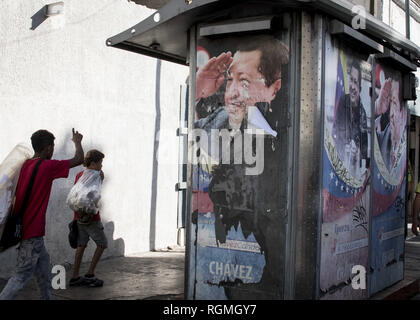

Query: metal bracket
left=175, top=182, right=187, bottom=191
left=329, top=19, right=384, bottom=54
left=376, top=47, right=418, bottom=72
left=403, top=73, right=417, bottom=101
left=177, top=127, right=188, bottom=136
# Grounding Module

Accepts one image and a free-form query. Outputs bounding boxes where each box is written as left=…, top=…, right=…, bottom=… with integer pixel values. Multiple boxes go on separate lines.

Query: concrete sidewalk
left=1, top=234, right=419, bottom=300
left=0, top=248, right=185, bottom=300
left=370, top=226, right=420, bottom=300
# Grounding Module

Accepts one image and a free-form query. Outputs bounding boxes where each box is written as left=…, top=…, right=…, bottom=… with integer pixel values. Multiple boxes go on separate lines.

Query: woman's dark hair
left=83, top=149, right=105, bottom=167
left=31, top=130, right=55, bottom=153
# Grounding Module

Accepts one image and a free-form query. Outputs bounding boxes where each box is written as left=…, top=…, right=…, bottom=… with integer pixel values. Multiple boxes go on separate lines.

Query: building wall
left=384, top=0, right=420, bottom=80
left=0, top=0, right=188, bottom=277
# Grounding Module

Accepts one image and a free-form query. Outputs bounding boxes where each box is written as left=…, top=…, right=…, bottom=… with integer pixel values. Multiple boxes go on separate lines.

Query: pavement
left=0, top=233, right=419, bottom=300
left=406, top=238, right=420, bottom=300
left=0, top=247, right=185, bottom=300
left=370, top=225, right=420, bottom=300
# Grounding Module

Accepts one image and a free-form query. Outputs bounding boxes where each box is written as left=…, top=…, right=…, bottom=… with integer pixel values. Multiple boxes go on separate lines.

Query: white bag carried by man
left=0, top=143, right=34, bottom=239
left=66, top=169, right=102, bottom=222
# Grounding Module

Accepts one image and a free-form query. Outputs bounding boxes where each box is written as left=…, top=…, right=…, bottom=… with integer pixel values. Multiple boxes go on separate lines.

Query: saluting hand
left=196, top=51, right=233, bottom=100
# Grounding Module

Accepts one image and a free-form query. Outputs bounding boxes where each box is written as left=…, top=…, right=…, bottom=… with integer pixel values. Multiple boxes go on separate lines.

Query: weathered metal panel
left=185, top=25, right=198, bottom=300
left=319, top=30, right=373, bottom=300
left=292, top=12, right=324, bottom=300
left=369, top=62, right=407, bottom=296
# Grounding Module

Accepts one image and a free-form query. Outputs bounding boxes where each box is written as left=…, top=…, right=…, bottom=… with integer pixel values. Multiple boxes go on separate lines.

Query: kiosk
left=107, top=0, right=419, bottom=299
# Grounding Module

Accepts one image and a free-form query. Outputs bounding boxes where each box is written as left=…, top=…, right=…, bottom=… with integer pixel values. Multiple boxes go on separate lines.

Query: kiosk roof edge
left=106, top=0, right=420, bottom=65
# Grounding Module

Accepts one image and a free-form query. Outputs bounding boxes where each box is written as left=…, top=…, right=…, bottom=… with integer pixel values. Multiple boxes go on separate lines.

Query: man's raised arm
left=69, top=128, right=84, bottom=168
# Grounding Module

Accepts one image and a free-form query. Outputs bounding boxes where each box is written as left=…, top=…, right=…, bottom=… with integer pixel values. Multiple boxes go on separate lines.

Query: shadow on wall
left=63, top=220, right=125, bottom=269
left=98, top=220, right=125, bottom=259
left=149, top=59, right=161, bottom=251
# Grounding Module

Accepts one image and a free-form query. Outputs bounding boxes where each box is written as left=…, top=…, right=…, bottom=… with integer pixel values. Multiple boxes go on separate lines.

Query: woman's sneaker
left=84, top=274, right=104, bottom=287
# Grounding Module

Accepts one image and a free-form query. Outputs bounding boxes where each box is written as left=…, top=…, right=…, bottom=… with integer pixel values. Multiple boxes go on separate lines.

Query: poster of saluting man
left=188, top=32, right=291, bottom=300
left=370, top=63, right=407, bottom=295
left=321, top=33, right=372, bottom=300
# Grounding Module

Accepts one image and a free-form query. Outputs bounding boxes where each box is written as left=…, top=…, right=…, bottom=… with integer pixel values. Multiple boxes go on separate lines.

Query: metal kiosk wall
left=320, top=25, right=375, bottom=300
left=369, top=51, right=417, bottom=296
left=106, top=0, right=420, bottom=300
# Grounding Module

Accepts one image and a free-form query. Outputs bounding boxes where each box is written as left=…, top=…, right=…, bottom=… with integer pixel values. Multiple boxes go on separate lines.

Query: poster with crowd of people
left=321, top=34, right=372, bottom=300
left=370, top=63, right=406, bottom=295
left=187, top=33, right=290, bottom=300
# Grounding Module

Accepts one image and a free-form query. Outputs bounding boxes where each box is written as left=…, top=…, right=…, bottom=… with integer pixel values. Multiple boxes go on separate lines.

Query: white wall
left=0, top=0, right=188, bottom=277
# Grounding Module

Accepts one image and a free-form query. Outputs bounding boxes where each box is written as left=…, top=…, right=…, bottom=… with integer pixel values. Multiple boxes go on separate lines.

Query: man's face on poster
left=224, top=50, right=281, bottom=125
left=349, top=66, right=361, bottom=106
left=390, top=80, right=405, bottom=146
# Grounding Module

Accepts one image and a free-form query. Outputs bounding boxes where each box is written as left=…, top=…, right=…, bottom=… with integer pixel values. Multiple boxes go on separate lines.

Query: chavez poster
left=188, top=33, right=290, bottom=299
left=369, top=63, right=406, bottom=295
left=320, top=33, right=372, bottom=300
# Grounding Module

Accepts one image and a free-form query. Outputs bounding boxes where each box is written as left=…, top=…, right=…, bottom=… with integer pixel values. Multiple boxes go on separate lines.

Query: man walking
left=0, top=128, right=84, bottom=300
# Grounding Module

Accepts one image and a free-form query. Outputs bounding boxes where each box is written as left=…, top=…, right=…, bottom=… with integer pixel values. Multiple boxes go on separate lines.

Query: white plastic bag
left=0, top=143, right=34, bottom=238
left=66, top=169, right=102, bottom=214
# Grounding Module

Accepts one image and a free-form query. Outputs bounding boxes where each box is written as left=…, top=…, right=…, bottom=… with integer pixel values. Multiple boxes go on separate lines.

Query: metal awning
left=106, top=0, right=420, bottom=66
